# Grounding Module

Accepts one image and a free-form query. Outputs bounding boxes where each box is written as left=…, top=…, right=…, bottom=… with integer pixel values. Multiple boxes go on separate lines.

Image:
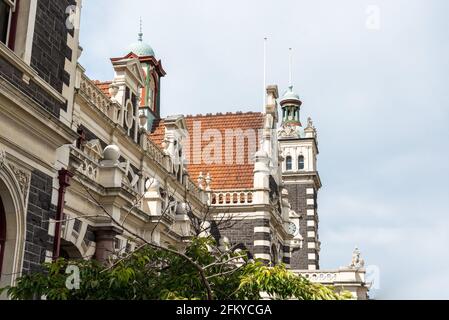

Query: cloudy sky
left=79, top=0, right=449, bottom=299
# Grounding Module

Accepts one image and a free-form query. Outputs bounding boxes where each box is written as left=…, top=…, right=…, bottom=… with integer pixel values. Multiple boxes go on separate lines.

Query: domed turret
left=280, top=85, right=301, bottom=106
left=127, top=20, right=155, bottom=57
left=280, top=85, right=302, bottom=126
left=127, top=32, right=155, bottom=57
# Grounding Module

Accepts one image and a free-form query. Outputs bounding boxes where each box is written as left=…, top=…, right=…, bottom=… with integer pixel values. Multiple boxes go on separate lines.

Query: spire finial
left=288, top=47, right=293, bottom=88
left=138, top=17, right=143, bottom=42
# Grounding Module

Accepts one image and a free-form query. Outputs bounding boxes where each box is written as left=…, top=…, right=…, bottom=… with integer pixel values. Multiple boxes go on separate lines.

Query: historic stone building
left=0, top=0, right=369, bottom=299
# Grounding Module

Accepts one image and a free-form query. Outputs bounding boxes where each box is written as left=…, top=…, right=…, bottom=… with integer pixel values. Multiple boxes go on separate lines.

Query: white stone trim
left=308, top=242, right=316, bottom=249
left=307, top=220, right=315, bottom=227
left=48, top=219, right=56, bottom=237
left=22, top=0, right=37, bottom=64
left=254, top=240, right=271, bottom=247
left=307, top=209, right=315, bottom=216
left=306, top=188, right=314, bottom=195
left=254, top=253, right=271, bottom=260
left=308, top=265, right=317, bottom=271
left=44, top=250, right=53, bottom=263
left=307, top=231, right=316, bottom=238
left=308, top=253, right=316, bottom=260
left=307, top=198, right=315, bottom=205
left=254, top=226, right=270, bottom=233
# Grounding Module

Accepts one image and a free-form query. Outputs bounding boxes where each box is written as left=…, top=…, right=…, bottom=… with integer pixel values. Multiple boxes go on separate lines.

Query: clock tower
left=278, top=84, right=321, bottom=271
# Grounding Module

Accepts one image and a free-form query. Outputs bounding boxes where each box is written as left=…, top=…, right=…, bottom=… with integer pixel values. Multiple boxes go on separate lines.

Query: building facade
left=0, top=0, right=368, bottom=299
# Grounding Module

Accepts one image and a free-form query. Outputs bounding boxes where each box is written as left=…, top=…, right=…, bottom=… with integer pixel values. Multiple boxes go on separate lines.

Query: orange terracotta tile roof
left=93, top=81, right=112, bottom=97
left=148, top=118, right=165, bottom=146
left=149, top=112, right=264, bottom=190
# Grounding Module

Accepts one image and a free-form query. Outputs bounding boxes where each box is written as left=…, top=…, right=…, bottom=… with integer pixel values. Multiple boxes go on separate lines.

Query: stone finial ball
left=145, top=178, right=160, bottom=191
left=103, top=145, right=121, bottom=162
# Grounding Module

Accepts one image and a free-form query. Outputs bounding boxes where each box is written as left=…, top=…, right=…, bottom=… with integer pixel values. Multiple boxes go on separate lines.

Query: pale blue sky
left=79, top=0, right=449, bottom=299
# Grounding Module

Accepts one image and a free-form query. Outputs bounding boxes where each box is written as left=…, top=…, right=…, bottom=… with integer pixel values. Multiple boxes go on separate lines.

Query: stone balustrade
left=292, top=268, right=369, bottom=300
left=296, top=270, right=338, bottom=284
left=70, top=146, right=99, bottom=183
left=210, top=190, right=254, bottom=206
left=79, top=74, right=113, bottom=119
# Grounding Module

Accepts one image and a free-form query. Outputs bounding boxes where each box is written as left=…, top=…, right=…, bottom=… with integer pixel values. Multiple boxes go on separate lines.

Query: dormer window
left=0, top=0, right=16, bottom=47
left=298, top=155, right=305, bottom=170
left=286, top=156, right=292, bottom=171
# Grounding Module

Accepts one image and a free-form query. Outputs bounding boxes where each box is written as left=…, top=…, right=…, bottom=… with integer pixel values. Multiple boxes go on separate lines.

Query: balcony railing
left=70, top=146, right=99, bottom=183
left=210, top=190, right=254, bottom=206
left=79, top=73, right=113, bottom=120
left=295, top=271, right=338, bottom=284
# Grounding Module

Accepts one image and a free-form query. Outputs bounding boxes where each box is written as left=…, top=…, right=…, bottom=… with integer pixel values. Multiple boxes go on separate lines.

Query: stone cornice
left=0, top=77, right=78, bottom=147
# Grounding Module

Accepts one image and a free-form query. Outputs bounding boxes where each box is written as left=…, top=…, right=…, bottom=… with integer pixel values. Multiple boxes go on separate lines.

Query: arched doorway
left=0, top=168, right=26, bottom=293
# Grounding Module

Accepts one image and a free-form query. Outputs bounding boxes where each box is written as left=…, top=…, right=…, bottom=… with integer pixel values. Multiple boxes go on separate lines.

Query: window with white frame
left=0, top=0, right=16, bottom=46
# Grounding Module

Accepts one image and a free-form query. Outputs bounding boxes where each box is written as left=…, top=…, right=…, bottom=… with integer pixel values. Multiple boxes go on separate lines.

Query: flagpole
left=263, top=37, right=267, bottom=109
left=289, top=47, right=293, bottom=87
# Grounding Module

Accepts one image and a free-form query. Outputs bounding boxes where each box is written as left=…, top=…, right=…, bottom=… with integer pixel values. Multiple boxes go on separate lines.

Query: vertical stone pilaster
left=93, top=226, right=123, bottom=264
left=253, top=219, right=271, bottom=262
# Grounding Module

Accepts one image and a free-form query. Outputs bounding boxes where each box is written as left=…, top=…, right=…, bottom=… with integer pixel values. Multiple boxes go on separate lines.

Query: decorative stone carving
left=108, top=83, right=119, bottom=101
left=0, top=149, right=6, bottom=168
left=307, top=117, right=314, bottom=129
left=197, top=172, right=205, bottom=190
left=349, top=247, right=365, bottom=269
left=304, top=117, right=317, bottom=139
left=83, top=139, right=103, bottom=162
left=278, top=124, right=300, bottom=139
left=102, top=145, right=121, bottom=164
left=205, top=173, right=212, bottom=191
left=8, top=163, right=30, bottom=196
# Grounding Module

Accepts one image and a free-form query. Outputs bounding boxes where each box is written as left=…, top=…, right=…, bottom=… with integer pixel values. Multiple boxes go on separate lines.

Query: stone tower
left=278, top=85, right=321, bottom=271
left=124, top=22, right=166, bottom=131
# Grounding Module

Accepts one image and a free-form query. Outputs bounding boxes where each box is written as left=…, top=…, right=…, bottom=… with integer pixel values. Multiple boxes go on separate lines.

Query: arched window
left=298, top=155, right=305, bottom=170
left=286, top=156, right=292, bottom=171
left=0, top=197, right=6, bottom=279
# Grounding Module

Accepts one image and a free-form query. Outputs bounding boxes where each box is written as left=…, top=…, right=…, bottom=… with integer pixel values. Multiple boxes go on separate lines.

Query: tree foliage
left=1, top=238, right=351, bottom=300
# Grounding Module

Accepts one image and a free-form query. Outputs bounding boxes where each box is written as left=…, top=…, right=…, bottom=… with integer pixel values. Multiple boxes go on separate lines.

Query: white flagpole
left=263, top=37, right=267, bottom=109
left=289, top=47, right=293, bottom=87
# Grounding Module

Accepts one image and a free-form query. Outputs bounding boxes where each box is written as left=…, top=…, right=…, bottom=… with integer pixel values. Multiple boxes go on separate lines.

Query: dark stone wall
left=31, top=0, right=75, bottom=94
left=211, top=217, right=290, bottom=264
left=211, top=219, right=260, bottom=259
left=285, top=183, right=319, bottom=270
left=22, top=170, right=55, bottom=273
left=0, top=57, right=64, bottom=117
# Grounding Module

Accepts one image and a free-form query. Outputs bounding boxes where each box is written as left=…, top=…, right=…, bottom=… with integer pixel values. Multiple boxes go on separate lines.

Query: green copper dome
left=280, top=86, right=301, bottom=105
left=127, top=32, right=155, bottom=57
